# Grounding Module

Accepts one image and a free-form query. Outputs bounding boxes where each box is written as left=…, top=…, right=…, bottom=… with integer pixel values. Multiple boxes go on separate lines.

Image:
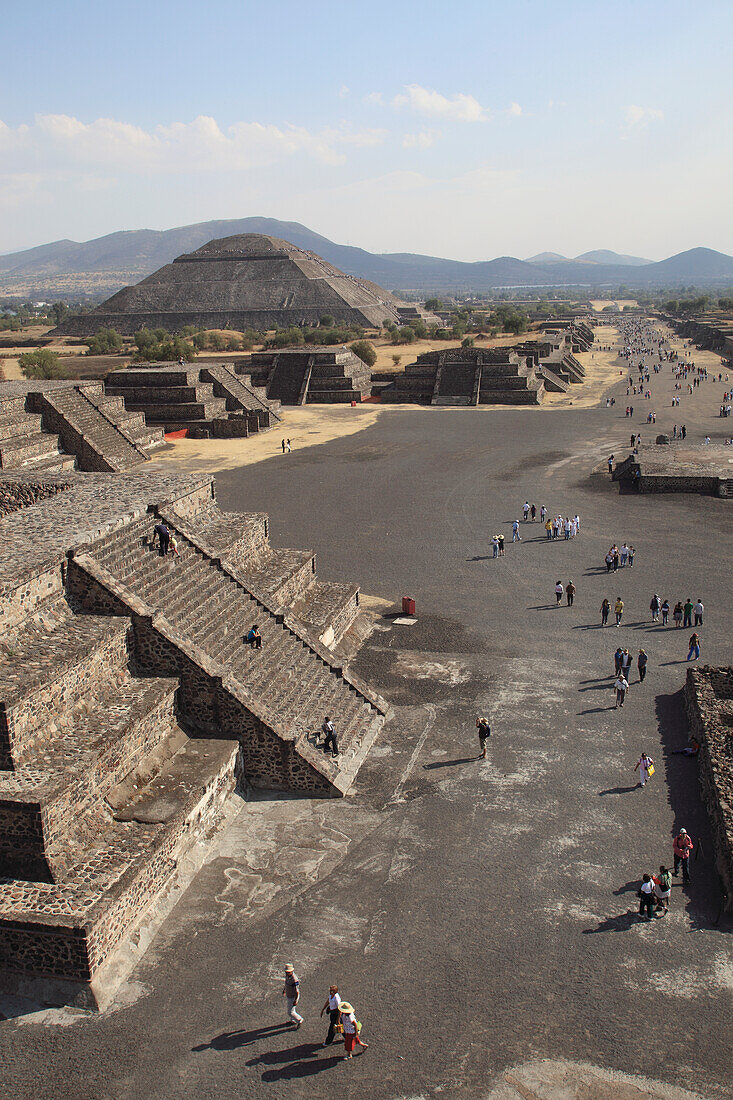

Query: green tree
left=49, top=301, right=69, bottom=326
left=425, top=297, right=443, bottom=311
left=391, top=353, right=402, bottom=367
left=319, top=315, right=335, bottom=327
left=461, top=336, right=475, bottom=348
left=18, top=348, right=66, bottom=379
left=350, top=340, right=377, bottom=367
left=86, top=328, right=123, bottom=355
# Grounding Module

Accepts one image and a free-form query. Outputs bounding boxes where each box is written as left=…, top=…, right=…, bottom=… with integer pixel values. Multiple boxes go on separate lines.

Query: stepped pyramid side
left=0, top=471, right=389, bottom=1006
left=56, top=234, right=404, bottom=336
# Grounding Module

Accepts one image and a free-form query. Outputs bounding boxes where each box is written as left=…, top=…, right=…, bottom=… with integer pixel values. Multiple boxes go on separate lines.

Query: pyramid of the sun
left=57, top=234, right=403, bottom=335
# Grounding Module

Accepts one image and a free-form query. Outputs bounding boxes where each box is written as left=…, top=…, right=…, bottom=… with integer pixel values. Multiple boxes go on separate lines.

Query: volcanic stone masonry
left=684, top=667, right=733, bottom=910
left=0, top=381, right=164, bottom=473
left=0, top=469, right=389, bottom=1007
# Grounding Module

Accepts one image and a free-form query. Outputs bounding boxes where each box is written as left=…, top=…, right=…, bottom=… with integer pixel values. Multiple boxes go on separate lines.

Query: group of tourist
left=282, top=968, right=368, bottom=1060
left=604, top=543, right=635, bottom=570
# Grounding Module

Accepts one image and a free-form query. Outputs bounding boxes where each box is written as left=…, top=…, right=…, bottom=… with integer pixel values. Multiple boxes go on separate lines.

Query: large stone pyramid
left=58, top=234, right=403, bottom=335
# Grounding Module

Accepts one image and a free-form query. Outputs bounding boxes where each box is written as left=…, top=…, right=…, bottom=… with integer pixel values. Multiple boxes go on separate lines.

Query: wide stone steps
left=41, top=389, right=148, bottom=470
left=89, top=519, right=380, bottom=758
left=202, top=364, right=281, bottom=424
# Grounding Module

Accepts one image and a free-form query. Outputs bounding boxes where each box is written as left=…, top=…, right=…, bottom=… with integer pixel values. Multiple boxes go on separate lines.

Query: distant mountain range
left=1, top=217, right=732, bottom=298
left=525, top=249, right=651, bottom=266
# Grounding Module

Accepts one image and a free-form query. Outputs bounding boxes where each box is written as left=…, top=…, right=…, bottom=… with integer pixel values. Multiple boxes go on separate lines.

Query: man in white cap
left=673, top=829, right=693, bottom=883
left=283, top=964, right=303, bottom=1028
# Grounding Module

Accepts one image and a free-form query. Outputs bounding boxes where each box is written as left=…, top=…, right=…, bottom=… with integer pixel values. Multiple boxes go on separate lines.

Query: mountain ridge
left=1, top=218, right=732, bottom=296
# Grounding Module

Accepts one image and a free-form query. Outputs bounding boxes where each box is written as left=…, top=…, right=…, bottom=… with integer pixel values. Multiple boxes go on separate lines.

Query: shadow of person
left=253, top=1043, right=344, bottom=1082
left=423, top=756, right=477, bottom=770
left=192, top=1023, right=291, bottom=1052
left=599, top=785, right=639, bottom=796
left=613, top=879, right=642, bottom=896
left=583, top=910, right=639, bottom=934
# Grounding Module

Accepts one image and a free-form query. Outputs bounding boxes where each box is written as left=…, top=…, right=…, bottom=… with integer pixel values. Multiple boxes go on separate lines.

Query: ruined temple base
left=613, top=443, right=733, bottom=496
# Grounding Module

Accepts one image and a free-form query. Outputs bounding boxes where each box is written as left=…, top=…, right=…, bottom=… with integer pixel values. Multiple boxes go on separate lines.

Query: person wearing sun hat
left=282, top=964, right=303, bottom=1027
left=338, top=1002, right=368, bottom=1059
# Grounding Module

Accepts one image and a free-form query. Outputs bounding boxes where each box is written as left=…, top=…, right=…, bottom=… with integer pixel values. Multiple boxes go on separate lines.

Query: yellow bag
left=647, top=764, right=655, bottom=777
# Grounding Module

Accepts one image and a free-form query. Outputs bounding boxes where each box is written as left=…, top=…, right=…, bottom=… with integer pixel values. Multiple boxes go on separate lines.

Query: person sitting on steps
left=246, top=624, right=262, bottom=649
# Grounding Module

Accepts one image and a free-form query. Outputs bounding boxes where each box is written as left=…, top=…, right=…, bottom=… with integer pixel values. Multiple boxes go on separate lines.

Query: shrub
left=391, top=353, right=402, bottom=367
left=85, top=328, right=123, bottom=355
left=18, top=348, right=66, bottom=379
left=350, top=340, right=377, bottom=368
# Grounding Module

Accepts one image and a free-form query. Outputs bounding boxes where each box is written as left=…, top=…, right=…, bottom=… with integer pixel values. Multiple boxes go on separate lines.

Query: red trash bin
left=351, top=400, right=357, bottom=407
left=401, top=596, right=416, bottom=615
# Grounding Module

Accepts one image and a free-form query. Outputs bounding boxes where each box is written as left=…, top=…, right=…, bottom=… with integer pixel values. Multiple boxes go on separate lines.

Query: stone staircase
left=0, top=597, right=237, bottom=999
left=0, top=395, right=76, bottom=473
left=201, top=363, right=281, bottom=425
left=265, top=352, right=313, bottom=405
left=432, top=360, right=479, bottom=405
left=76, top=512, right=386, bottom=794
left=33, top=386, right=153, bottom=472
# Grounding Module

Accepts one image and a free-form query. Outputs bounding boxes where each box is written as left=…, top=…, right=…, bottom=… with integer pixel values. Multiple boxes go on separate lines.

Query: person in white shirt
left=638, top=874, right=655, bottom=920
left=320, top=985, right=342, bottom=1046
left=693, top=599, right=704, bottom=626
left=614, top=674, right=628, bottom=708
left=338, top=1002, right=368, bottom=1060
left=555, top=581, right=564, bottom=605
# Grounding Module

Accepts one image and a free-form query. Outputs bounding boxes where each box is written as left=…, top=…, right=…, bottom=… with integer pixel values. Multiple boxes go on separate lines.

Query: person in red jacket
left=673, top=828, right=693, bottom=883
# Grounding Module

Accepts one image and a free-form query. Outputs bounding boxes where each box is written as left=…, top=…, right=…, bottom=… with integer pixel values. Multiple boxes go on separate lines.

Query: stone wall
left=684, top=667, right=733, bottom=910
left=0, top=480, right=72, bottom=518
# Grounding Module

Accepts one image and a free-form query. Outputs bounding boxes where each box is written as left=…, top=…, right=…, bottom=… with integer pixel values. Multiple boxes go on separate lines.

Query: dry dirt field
left=590, top=299, right=639, bottom=311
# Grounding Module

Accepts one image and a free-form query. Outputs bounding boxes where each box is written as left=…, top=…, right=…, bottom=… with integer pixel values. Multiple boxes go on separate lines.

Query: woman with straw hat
left=338, top=1002, right=368, bottom=1060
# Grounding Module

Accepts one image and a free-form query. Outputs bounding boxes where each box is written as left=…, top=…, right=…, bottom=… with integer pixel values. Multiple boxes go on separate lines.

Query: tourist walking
left=601, top=598, right=610, bottom=626
left=545, top=518, right=552, bottom=540
left=627, top=545, right=635, bottom=567
left=614, top=646, right=624, bottom=675
left=673, top=828, right=693, bottom=883
left=497, top=533, right=505, bottom=556
left=634, top=751, right=654, bottom=787
left=530, top=503, right=537, bottom=521
left=637, top=649, right=648, bottom=682
left=694, top=598, right=704, bottom=626
left=523, top=501, right=530, bottom=521
left=512, top=520, right=521, bottom=543
left=638, top=874, right=655, bottom=920
left=673, top=601, right=683, bottom=628
left=491, top=535, right=499, bottom=559
left=555, top=580, right=564, bottom=605
left=620, top=648, right=632, bottom=680
left=614, top=597, right=624, bottom=626
left=283, top=965, right=304, bottom=1027
left=322, top=716, right=339, bottom=756
left=650, top=594, right=661, bottom=622
left=683, top=598, right=694, bottom=628
left=320, top=985, right=342, bottom=1046
left=281, top=439, right=286, bottom=453
left=687, top=632, right=701, bottom=661
left=476, top=716, right=491, bottom=759
left=661, top=599, right=670, bottom=625
left=286, top=439, right=292, bottom=452
left=614, top=672, right=629, bottom=708
left=566, top=580, right=575, bottom=607
left=338, top=1002, right=368, bottom=1060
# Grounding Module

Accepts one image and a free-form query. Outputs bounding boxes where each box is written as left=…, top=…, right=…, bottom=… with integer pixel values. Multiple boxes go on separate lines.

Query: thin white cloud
left=508, top=102, right=523, bottom=116
left=624, top=105, right=664, bottom=129
left=338, top=85, right=350, bottom=99
left=393, top=84, right=488, bottom=123
left=363, top=92, right=384, bottom=106
left=0, top=113, right=386, bottom=176
left=402, top=131, right=438, bottom=150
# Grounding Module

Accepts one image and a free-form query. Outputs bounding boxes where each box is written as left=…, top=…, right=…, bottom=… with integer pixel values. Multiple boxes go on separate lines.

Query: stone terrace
left=0, top=470, right=388, bottom=1004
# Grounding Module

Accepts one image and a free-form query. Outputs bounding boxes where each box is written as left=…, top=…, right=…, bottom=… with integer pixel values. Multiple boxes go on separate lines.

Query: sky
left=1, top=0, right=732, bottom=261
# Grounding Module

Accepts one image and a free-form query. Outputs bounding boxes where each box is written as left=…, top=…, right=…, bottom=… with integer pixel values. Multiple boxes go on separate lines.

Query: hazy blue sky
left=1, top=0, right=731, bottom=259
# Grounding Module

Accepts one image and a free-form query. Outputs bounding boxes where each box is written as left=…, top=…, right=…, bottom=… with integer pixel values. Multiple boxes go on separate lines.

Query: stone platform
left=613, top=443, right=733, bottom=496
left=0, top=468, right=388, bottom=1006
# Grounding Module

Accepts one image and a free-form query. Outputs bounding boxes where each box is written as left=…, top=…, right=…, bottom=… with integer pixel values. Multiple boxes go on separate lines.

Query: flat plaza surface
left=1, top=325, right=732, bottom=1100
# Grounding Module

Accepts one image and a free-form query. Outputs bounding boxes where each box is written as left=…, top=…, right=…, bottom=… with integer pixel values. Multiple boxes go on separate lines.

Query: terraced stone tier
left=85, top=512, right=385, bottom=789
left=0, top=733, right=237, bottom=989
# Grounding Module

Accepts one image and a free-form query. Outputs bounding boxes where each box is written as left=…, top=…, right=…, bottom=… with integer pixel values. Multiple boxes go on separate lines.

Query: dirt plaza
left=1, top=323, right=732, bottom=1100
